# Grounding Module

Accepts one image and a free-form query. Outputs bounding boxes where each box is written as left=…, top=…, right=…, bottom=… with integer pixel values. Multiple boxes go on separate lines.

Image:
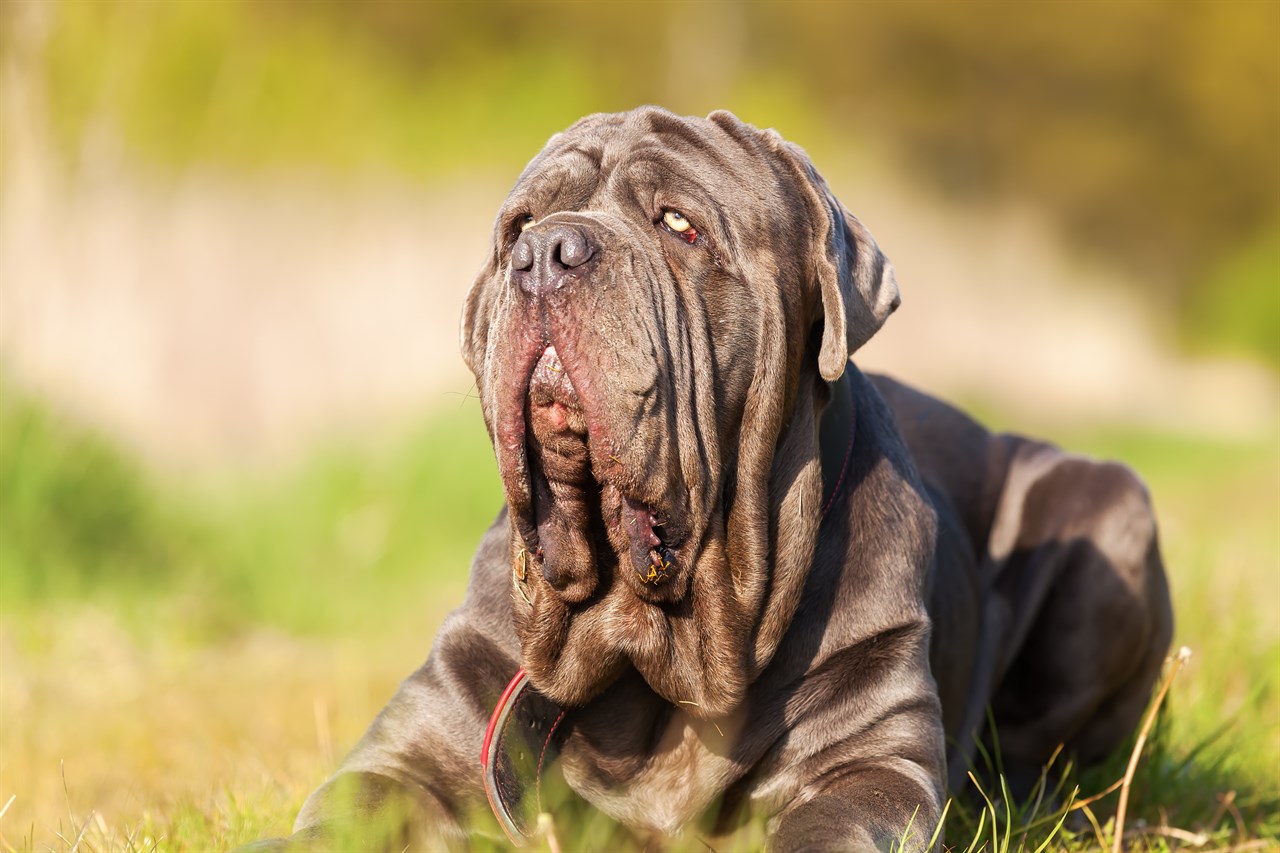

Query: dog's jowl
left=253, top=108, right=1173, bottom=852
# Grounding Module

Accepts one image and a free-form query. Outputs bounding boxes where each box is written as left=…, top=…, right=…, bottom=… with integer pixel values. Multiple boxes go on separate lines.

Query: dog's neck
left=483, top=367, right=861, bottom=844
left=817, top=369, right=856, bottom=518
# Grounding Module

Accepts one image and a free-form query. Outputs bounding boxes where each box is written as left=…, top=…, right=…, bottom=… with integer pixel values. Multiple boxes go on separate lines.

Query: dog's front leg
left=769, top=758, right=944, bottom=853
left=760, top=618, right=947, bottom=853
left=241, top=522, right=522, bottom=851
left=283, top=769, right=458, bottom=851
left=262, top=616, right=514, bottom=850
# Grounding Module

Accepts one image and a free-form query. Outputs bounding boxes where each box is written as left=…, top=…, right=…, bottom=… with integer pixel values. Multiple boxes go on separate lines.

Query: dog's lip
left=523, top=445, right=687, bottom=553
left=618, top=492, right=686, bottom=586
left=527, top=345, right=585, bottom=420
left=619, top=492, right=682, bottom=548
left=494, top=335, right=690, bottom=569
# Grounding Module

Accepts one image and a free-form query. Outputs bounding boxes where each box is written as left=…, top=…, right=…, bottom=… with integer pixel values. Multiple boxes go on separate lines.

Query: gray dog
left=260, top=108, right=1172, bottom=851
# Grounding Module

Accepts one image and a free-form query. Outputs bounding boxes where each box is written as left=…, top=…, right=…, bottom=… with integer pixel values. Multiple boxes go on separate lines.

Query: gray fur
left=255, top=108, right=1172, bottom=852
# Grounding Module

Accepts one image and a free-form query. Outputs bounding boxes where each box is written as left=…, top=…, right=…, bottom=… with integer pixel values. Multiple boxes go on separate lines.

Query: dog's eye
left=662, top=209, right=691, bottom=232
left=518, top=214, right=536, bottom=232
left=660, top=209, right=698, bottom=244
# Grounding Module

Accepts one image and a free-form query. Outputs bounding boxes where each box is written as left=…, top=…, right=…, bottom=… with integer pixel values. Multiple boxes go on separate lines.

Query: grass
left=1, top=388, right=1276, bottom=851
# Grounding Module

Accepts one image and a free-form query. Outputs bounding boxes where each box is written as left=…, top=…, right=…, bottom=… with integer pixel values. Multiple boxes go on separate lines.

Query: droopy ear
left=779, top=139, right=901, bottom=381
left=459, top=251, right=499, bottom=378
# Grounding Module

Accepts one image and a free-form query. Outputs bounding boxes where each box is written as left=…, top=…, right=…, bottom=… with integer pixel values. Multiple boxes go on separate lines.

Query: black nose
left=512, top=223, right=597, bottom=295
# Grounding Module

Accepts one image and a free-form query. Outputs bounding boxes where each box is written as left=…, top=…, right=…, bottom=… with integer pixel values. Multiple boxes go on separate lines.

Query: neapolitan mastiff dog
left=265, top=108, right=1173, bottom=851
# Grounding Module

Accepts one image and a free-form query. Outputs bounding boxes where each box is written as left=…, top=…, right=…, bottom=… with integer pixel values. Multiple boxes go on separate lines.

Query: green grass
left=0, top=384, right=195, bottom=605
left=1, top=389, right=1276, bottom=851
left=0, top=382, right=502, bottom=638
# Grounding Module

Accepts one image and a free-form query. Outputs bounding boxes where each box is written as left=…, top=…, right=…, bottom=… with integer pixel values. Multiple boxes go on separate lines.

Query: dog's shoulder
left=866, top=372, right=1028, bottom=550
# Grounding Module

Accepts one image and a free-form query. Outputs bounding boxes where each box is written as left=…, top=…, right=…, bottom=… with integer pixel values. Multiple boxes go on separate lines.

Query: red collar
left=481, top=669, right=550, bottom=844
left=481, top=373, right=857, bottom=845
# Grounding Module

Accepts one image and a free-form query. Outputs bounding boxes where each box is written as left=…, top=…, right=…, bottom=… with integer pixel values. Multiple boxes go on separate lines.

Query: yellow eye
left=662, top=209, right=692, bottom=233
left=518, top=214, right=536, bottom=232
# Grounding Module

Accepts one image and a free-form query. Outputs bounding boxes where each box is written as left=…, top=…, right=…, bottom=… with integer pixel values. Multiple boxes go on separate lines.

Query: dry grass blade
left=1028, top=743, right=1065, bottom=821
left=1070, top=777, right=1126, bottom=812
left=67, top=812, right=94, bottom=853
left=1209, top=790, right=1248, bottom=841
left=1080, top=803, right=1109, bottom=851
left=677, top=700, right=725, bottom=737
left=52, top=812, right=94, bottom=853
left=536, top=811, right=562, bottom=853
left=314, top=695, right=334, bottom=769
left=1124, top=824, right=1211, bottom=845
left=1112, top=646, right=1193, bottom=853
left=966, top=772, right=1001, bottom=853
left=0, top=794, right=15, bottom=823
left=1207, top=841, right=1274, bottom=853
left=61, top=760, right=75, bottom=831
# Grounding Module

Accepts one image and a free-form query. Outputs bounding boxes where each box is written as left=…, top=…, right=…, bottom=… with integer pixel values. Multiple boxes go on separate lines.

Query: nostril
left=555, top=229, right=594, bottom=269
left=513, top=224, right=597, bottom=295
left=512, top=236, right=534, bottom=272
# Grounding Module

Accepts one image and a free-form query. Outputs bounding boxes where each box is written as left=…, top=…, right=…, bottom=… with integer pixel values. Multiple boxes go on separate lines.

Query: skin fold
left=247, top=108, right=1172, bottom=852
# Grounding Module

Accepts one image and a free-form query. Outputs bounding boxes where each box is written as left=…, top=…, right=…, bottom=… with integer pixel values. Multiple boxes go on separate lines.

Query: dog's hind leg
left=980, top=445, right=1174, bottom=796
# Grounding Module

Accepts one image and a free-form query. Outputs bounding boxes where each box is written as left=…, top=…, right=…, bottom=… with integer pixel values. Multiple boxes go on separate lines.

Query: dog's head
left=460, top=108, right=899, bottom=715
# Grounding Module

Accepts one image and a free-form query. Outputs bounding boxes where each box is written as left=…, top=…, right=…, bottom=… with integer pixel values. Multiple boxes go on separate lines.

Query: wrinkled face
left=460, top=108, right=897, bottom=715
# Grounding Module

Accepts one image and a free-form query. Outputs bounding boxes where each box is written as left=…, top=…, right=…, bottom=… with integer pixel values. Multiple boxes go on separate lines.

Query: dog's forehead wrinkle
left=624, top=152, right=757, bottom=225
left=564, top=144, right=604, bottom=170
left=509, top=155, right=603, bottom=221
left=524, top=135, right=776, bottom=258
left=643, top=110, right=746, bottom=172
left=591, top=118, right=756, bottom=196
left=598, top=162, right=653, bottom=218
left=491, top=111, right=856, bottom=715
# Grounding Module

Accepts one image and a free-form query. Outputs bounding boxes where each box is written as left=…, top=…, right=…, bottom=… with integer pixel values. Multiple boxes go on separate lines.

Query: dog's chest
left=560, top=709, right=745, bottom=834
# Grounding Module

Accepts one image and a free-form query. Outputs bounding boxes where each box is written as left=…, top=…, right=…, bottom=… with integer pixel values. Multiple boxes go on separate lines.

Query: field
left=2, top=385, right=1276, bottom=852
left=2, top=3, right=1277, bottom=849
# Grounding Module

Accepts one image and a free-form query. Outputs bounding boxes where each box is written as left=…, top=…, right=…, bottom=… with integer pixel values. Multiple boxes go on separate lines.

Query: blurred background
left=1, top=1, right=1276, bottom=849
